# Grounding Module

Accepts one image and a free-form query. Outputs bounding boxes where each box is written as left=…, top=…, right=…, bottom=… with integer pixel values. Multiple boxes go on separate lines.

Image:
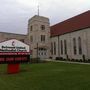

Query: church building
left=28, top=10, right=90, bottom=60
left=0, top=10, right=90, bottom=61
left=50, top=10, right=90, bottom=60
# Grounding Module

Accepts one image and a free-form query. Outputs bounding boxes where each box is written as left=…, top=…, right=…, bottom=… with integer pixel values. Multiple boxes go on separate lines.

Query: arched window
left=54, top=42, right=56, bottom=55
left=73, top=38, right=77, bottom=55
left=78, top=37, right=82, bottom=55
left=51, top=42, right=53, bottom=55
left=61, top=40, right=63, bottom=55
left=64, top=40, right=67, bottom=54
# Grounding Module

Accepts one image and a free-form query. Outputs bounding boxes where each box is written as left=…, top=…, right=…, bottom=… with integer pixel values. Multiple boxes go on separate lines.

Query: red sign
left=0, top=52, right=30, bottom=64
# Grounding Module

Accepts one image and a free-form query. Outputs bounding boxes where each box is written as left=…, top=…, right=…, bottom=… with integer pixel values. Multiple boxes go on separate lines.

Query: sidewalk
left=45, top=59, right=90, bottom=65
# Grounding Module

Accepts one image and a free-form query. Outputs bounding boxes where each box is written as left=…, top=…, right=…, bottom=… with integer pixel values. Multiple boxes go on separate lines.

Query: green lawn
left=0, top=62, right=90, bottom=90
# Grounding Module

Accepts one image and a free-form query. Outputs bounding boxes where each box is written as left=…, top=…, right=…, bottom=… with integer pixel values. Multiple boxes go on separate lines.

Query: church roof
left=50, top=10, right=90, bottom=37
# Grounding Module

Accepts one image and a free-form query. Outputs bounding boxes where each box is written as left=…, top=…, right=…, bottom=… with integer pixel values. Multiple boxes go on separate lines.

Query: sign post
left=0, top=39, right=30, bottom=74
left=7, top=64, right=20, bottom=74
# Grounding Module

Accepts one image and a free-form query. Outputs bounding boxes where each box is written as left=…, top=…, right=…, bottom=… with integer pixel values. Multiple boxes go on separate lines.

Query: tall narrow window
left=61, top=40, right=63, bottom=55
left=54, top=42, right=56, bottom=55
left=51, top=42, right=53, bottom=55
left=64, top=40, right=67, bottom=54
left=78, top=37, right=82, bottom=55
left=41, top=35, right=45, bottom=42
left=73, top=38, right=77, bottom=55
left=30, top=26, right=33, bottom=31
left=30, top=36, right=33, bottom=42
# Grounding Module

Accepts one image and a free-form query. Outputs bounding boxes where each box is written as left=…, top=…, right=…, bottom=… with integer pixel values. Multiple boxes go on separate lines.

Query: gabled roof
left=50, top=10, right=90, bottom=37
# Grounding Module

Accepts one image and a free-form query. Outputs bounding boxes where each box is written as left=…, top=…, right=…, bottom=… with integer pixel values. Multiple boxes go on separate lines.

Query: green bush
left=30, top=58, right=47, bottom=63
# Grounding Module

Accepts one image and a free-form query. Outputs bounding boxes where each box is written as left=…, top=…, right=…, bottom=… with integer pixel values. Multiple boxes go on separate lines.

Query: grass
left=0, top=62, right=90, bottom=90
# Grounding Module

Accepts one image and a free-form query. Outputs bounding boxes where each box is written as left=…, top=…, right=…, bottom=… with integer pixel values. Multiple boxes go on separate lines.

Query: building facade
left=50, top=28, right=90, bottom=60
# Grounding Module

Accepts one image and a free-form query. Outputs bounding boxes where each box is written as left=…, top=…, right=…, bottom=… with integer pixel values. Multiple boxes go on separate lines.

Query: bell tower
left=28, top=15, right=50, bottom=59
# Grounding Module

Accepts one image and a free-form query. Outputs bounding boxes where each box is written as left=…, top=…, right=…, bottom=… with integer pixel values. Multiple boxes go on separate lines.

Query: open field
left=0, top=62, right=90, bottom=90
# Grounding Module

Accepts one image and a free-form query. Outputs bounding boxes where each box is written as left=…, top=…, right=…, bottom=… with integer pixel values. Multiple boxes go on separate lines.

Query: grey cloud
left=0, top=0, right=90, bottom=34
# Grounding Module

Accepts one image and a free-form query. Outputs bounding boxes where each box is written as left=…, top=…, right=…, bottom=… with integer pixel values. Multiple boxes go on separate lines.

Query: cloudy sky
left=0, top=0, right=90, bottom=34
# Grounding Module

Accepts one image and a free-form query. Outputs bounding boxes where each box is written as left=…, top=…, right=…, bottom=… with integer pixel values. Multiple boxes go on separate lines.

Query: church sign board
left=0, top=39, right=30, bottom=64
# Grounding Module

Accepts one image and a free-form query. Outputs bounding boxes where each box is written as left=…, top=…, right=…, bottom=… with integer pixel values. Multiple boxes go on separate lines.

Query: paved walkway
left=45, top=59, right=90, bottom=65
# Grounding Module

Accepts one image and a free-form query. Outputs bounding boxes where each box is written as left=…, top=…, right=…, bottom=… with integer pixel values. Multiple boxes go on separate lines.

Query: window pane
left=30, top=26, right=33, bottom=31
left=61, top=40, right=63, bottom=55
left=54, top=42, right=56, bottom=55
left=30, top=36, right=33, bottom=42
left=73, top=38, right=77, bottom=55
left=64, top=40, right=67, bottom=54
left=51, top=42, right=53, bottom=55
left=41, top=25, right=45, bottom=30
left=78, top=37, right=82, bottom=55
left=41, top=35, right=45, bottom=42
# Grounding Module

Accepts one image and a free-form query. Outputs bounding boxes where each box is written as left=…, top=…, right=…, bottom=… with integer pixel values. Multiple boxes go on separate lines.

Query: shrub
left=88, top=59, right=90, bottom=63
left=49, top=57, right=52, bottom=59
left=55, top=57, right=63, bottom=60
left=30, top=58, right=40, bottom=63
left=30, top=58, right=47, bottom=63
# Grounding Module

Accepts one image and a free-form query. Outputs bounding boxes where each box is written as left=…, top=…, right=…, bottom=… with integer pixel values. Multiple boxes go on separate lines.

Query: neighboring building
left=28, top=15, right=50, bottom=59
left=0, top=32, right=28, bottom=44
left=50, top=10, right=90, bottom=60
